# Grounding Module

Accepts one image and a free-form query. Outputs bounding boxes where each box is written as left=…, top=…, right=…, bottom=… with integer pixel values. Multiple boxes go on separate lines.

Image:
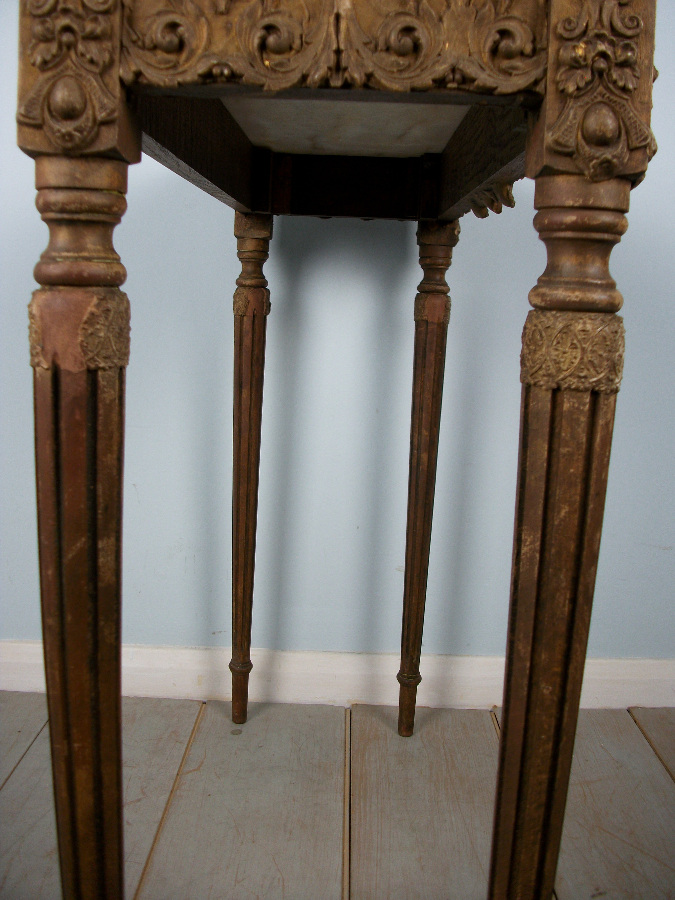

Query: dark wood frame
left=17, top=1, right=657, bottom=898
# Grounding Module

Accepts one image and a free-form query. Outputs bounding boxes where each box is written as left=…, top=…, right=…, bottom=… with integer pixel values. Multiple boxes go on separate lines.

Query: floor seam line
left=132, top=700, right=206, bottom=899
left=628, top=707, right=675, bottom=784
left=0, top=717, right=49, bottom=793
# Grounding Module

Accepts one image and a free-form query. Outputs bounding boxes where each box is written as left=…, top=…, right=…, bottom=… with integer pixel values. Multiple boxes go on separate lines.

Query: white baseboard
left=1, top=641, right=673, bottom=709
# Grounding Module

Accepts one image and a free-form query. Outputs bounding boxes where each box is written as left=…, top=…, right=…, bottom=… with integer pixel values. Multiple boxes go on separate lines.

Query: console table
left=16, top=1, right=657, bottom=897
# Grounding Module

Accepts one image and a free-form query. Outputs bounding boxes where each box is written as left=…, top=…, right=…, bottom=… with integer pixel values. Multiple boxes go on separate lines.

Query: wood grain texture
left=438, top=105, right=528, bottom=221
left=629, top=707, right=675, bottom=783
left=555, top=710, right=675, bottom=900
left=350, top=705, right=499, bottom=900
left=0, top=691, right=48, bottom=788
left=0, top=696, right=201, bottom=900
left=489, top=174, right=632, bottom=900
left=230, top=213, right=273, bottom=725
left=30, top=156, right=133, bottom=900
left=138, top=702, right=344, bottom=900
left=135, top=93, right=268, bottom=213
left=398, top=220, right=459, bottom=737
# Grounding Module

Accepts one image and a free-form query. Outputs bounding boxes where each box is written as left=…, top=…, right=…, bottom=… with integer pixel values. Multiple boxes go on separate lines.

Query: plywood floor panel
left=630, top=706, right=675, bottom=781
left=0, top=691, right=48, bottom=787
left=350, top=705, right=499, bottom=900
left=0, top=696, right=200, bottom=900
left=138, top=701, right=345, bottom=900
left=555, top=709, right=675, bottom=900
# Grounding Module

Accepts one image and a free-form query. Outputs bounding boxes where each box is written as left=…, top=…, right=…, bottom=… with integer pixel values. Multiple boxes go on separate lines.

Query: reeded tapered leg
left=230, top=212, right=273, bottom=724
left=489, top=175, right=631, bottom=899
left=397, top=220, right=460, bottom=737
left=29, top=156, right=130, bottom=899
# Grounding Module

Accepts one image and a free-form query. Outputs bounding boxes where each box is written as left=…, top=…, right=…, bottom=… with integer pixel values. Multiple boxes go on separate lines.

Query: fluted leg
left=230, top=212, right=273, bottom=724
left=30, top=156, right=130, bottom=899
left=489, top=175, right=630, bottom=899
left=398, top=220, right=460, bottom=737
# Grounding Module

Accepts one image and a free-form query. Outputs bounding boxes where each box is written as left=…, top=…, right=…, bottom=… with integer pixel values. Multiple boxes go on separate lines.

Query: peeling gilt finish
left=548, top=0, right=657, bottom=179
left=78, top=293, right=132, bottom=368
left=521, top=309, right=624, bottom=392
left=119, top=0, right=547, bottom=94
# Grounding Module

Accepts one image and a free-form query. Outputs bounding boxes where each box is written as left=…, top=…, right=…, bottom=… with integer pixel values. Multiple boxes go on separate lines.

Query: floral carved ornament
left=119, top=0, right=547, bottom=95
left=18, top=0, right=120, bottom=152
left=548, top=0, right=657, bottom=180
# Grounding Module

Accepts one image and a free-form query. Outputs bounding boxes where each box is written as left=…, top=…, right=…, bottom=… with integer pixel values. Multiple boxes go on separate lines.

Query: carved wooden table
left=17, top=1, right=657, bottom=898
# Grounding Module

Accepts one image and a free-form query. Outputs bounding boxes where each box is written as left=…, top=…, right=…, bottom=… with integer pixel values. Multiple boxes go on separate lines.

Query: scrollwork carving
left=121, top=0, right=338, bottom=89
left=120, top=0, right=545, bottom=95
left=521, top=309, right=624, bottom=393
left=548, top=0, right=657, bottom=180
left=18, top=0, right=119, bottom=151
left=339, top=0, right=546, bottom=93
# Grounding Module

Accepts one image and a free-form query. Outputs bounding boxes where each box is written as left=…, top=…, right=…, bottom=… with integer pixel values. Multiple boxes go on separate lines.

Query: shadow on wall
left=257, top=216, right=415, bottom=681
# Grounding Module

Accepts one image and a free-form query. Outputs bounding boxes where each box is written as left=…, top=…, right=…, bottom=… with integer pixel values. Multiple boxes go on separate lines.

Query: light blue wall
left=1, top=5, right=673, bottom=658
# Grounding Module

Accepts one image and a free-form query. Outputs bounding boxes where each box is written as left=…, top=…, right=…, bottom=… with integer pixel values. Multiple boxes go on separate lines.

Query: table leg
left=30, top=156, right=130, bottom=899
left=398, top=220, right=460, bottom=737
left=488, top=174, right=630, bottom=899
left=230, top=212, right=273, bottom=724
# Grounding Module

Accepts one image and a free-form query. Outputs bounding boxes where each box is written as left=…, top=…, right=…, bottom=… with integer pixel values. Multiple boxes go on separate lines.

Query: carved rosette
left=18, top=0, right=120, bottom=152
left=547, top=0, right=657, bottom=180
left=521, top=309, right=624, bottom=393
left=120, top=0, right=546, bottom=95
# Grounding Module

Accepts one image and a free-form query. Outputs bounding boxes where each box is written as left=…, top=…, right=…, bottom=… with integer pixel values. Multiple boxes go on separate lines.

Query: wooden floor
left=1, top=693, right=673, bottom=899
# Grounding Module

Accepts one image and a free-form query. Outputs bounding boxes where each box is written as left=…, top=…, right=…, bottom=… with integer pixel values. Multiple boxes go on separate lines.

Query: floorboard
left=555, top=709, right=675, bottom=900
left=0, top=696, right=200, bottom=900
left=137, top=701, right=345, bottom=900
left=0, top=691, right=48, bottom=788
left=3, top=694, right=675, bottom=899
left=629, top=707, right=675, bottom=782
left=350, top=705, right=499, bottom=900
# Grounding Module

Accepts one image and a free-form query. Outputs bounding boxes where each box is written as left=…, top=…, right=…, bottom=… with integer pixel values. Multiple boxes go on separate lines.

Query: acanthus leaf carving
left=547, top=0, right=657, bottom=180
left=18, top=0, right=119, bottom=152
left=121, top=0, right=338, bottom=90
left=120, top=0, right=546, bottom=96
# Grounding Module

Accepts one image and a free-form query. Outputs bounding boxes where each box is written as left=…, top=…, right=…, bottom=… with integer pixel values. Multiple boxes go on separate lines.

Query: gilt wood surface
left=0, top=697, right=201, bottom=900
left=350, top=705, right=499, bottom=900
left=630, top=707, right=675, bottom=783
left=0, top=691, right=48, bottom=788
left=137, top=701, right=345, bottom=900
